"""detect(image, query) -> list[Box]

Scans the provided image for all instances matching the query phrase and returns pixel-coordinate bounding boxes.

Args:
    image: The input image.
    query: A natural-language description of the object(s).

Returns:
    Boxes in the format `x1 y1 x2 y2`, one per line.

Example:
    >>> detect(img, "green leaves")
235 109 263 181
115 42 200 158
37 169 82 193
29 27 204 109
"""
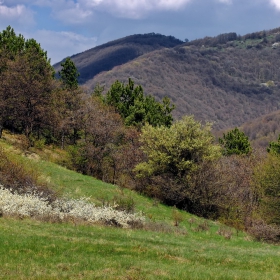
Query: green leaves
135 116 221 179
219 128 252 156
267 134 280 154
104 78 174 127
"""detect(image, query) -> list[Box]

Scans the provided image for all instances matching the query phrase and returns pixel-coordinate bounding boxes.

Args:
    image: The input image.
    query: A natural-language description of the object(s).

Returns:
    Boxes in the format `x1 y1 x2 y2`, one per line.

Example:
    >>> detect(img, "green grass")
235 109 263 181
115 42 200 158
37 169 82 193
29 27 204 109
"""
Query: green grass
1 217 280 280
1 139 280 279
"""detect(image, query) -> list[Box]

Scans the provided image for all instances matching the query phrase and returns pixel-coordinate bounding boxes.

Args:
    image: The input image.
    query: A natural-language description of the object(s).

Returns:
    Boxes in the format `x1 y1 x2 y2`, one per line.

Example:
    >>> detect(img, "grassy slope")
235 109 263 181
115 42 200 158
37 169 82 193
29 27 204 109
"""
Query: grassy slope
1 140 280 279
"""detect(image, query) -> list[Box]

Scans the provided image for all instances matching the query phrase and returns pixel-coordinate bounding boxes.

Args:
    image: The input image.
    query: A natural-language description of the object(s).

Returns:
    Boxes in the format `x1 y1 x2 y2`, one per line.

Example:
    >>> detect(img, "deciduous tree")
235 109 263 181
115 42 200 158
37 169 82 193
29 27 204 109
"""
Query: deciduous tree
134 116 221 207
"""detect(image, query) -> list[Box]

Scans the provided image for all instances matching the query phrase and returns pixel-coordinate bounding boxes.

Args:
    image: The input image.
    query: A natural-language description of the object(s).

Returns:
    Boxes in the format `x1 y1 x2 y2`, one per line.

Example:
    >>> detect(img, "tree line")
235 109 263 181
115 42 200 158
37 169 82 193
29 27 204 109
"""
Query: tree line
1 26 280 242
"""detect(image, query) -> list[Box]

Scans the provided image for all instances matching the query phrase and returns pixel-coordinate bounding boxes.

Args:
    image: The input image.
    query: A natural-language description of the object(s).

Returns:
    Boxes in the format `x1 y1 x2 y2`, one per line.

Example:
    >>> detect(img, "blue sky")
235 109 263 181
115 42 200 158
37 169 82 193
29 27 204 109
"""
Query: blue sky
1 0 280 64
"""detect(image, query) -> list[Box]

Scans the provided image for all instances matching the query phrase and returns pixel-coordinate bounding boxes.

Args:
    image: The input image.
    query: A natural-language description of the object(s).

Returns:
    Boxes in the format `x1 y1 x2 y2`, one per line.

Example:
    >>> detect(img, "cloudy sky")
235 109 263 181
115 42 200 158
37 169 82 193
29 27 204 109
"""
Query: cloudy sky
1 0 280 64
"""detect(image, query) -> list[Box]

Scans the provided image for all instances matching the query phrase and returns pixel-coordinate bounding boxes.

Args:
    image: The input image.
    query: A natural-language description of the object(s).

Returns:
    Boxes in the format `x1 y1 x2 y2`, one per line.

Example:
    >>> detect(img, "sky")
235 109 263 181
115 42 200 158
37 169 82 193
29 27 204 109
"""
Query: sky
1 0 280 64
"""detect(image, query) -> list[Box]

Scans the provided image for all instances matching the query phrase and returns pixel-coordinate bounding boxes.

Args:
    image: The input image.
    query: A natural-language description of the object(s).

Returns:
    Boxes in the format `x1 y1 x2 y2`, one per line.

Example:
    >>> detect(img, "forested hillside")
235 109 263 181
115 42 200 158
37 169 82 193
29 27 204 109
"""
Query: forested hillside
70 28 280 130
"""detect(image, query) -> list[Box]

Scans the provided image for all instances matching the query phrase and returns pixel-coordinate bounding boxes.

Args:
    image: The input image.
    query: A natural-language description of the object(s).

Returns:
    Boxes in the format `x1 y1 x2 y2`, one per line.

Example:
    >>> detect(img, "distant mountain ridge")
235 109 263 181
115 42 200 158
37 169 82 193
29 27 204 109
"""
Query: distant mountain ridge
53 33 183 84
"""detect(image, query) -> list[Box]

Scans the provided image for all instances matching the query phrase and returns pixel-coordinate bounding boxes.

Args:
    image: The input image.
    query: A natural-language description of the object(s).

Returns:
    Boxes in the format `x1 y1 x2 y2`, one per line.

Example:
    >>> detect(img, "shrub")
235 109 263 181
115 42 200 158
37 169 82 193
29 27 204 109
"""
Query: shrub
172 206 184 226
0 147 55 201
248 220 280 243
195 220 210 232
113 194 136 213
0 188 145 228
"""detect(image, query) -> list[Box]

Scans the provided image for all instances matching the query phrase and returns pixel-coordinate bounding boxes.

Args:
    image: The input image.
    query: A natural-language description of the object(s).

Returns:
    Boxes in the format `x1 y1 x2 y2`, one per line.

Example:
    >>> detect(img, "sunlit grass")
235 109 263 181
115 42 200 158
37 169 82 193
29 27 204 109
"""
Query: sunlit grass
1 218 280 280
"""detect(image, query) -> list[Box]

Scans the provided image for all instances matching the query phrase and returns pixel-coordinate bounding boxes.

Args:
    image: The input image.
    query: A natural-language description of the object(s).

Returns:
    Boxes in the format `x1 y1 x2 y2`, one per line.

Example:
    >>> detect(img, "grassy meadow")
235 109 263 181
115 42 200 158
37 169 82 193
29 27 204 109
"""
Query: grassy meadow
0 138 280 279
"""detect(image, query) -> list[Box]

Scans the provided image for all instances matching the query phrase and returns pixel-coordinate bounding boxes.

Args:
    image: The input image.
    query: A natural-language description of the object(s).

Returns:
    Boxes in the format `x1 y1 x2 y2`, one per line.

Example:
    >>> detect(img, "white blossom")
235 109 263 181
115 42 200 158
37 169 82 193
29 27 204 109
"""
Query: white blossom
0 187 144 228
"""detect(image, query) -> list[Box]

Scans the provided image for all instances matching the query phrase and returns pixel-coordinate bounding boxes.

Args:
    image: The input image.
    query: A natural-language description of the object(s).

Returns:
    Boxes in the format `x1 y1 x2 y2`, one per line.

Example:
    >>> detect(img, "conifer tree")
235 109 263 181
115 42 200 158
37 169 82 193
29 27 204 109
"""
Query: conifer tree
59 57 80 90
219 128 252 156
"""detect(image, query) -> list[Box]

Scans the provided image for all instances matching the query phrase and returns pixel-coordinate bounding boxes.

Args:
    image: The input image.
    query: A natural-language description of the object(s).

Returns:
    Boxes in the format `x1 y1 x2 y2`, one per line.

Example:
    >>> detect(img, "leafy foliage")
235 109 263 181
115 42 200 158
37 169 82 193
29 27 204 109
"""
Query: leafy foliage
135 116 221 209
267 134 280 154
136 116 220 177
104 78 174 127
219 128 252 156
255 154 280 225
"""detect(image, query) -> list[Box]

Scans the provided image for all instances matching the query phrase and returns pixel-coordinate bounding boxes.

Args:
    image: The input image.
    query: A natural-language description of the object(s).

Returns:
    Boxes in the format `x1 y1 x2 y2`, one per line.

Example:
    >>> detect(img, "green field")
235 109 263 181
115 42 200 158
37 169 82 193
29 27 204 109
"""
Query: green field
1 142 280 279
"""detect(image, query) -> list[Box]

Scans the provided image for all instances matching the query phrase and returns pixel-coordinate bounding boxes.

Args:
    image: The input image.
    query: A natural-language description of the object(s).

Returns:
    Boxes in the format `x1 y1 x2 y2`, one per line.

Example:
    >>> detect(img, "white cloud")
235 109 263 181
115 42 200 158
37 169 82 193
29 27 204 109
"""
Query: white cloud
23 0 194 20
82 0 193 18
0 3 35 29
2 0 236 24
217 0 232 4
29 30 97 63
0 3 25 17
34 0 94 24
270 0 280 9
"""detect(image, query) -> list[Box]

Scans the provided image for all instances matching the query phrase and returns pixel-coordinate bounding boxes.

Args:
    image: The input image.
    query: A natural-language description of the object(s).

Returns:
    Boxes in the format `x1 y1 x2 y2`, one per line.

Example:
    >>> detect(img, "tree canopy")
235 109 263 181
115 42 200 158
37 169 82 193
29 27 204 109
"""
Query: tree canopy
267 134 280 154
219 128 252 156
104 78 174 127
0 26 54 140
59 57 80 90
135 116 221 179
134 116 221 208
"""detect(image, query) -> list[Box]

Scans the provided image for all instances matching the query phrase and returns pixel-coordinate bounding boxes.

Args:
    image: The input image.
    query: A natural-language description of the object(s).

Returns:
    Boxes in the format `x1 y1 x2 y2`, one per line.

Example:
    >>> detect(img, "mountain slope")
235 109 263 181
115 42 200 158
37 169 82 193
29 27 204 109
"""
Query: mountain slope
240 109 280 148
83 30 280 130
53 33 183 84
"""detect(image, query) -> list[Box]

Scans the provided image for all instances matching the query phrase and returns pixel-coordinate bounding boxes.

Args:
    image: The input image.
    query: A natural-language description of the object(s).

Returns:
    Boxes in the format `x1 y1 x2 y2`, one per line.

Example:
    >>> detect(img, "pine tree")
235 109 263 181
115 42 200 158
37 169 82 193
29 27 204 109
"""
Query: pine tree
219 128 252 156
59 57 79 90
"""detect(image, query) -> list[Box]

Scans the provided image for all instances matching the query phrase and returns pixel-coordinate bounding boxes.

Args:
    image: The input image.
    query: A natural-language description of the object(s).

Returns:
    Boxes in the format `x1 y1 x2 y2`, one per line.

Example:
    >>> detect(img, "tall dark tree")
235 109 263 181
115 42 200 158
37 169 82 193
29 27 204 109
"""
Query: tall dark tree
0 26 25 63
0 26 54 142
58 57 80 90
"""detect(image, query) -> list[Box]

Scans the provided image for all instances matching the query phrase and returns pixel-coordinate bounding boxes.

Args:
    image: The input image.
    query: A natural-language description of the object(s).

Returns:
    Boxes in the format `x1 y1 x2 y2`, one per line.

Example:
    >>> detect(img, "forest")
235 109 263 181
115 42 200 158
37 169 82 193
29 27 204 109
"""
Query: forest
1 26 280 243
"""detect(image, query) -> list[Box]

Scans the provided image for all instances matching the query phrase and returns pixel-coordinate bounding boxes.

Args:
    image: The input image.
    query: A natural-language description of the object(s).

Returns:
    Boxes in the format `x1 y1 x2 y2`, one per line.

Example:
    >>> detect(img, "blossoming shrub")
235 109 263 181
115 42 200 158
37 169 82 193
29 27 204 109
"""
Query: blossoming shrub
0 187 145 228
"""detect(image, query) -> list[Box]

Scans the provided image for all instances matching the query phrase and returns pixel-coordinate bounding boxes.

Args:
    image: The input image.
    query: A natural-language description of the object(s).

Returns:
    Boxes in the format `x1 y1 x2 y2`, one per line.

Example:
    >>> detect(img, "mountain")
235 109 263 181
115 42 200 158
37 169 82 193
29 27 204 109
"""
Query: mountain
53 33 183 84
55 27 280 130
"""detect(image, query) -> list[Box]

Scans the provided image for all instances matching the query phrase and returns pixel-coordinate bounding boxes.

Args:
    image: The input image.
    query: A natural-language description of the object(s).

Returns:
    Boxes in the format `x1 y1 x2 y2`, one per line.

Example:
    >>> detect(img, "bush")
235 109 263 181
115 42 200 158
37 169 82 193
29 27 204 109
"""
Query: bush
0 188 145 228
113 194 136 213
248 220 280 243
254 153 280 225
0 147 55 201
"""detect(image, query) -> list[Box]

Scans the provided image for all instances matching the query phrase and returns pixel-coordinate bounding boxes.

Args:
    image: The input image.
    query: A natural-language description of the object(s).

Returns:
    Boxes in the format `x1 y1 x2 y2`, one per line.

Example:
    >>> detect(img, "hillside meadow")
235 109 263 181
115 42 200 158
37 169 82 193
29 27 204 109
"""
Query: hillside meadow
1 139 280 280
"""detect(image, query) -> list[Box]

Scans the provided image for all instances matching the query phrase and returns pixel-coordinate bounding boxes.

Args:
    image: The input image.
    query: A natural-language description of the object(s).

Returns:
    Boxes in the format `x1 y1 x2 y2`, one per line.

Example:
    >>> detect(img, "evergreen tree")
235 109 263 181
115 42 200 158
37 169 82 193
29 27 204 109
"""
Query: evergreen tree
267 134 280 154
59 57 79 90
0 26 54 140
219 128 252 156
104 78 174 127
